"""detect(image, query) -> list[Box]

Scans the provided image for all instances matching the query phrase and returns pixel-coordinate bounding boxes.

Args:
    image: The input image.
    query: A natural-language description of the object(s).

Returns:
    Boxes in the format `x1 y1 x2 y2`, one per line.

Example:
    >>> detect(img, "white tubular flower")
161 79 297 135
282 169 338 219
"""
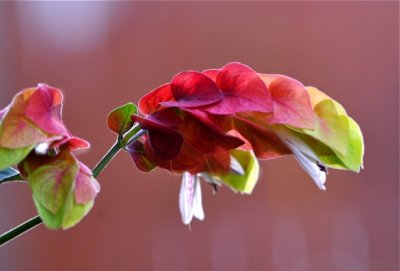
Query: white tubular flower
283 137 327 191
200 173 221 194
230 155 245 175
34 142 50 155
179 172 204 225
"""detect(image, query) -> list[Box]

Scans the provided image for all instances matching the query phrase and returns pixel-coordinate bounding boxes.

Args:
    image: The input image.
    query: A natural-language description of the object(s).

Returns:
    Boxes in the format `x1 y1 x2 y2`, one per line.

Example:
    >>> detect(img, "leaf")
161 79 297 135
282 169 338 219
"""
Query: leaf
217 150 260 194
107 102 138 136
0 167 21 184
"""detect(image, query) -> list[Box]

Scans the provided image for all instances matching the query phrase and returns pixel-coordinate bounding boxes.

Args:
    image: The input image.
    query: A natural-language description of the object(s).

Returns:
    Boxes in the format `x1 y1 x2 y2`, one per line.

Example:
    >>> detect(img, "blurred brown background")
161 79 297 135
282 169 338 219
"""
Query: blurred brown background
0 2 398 271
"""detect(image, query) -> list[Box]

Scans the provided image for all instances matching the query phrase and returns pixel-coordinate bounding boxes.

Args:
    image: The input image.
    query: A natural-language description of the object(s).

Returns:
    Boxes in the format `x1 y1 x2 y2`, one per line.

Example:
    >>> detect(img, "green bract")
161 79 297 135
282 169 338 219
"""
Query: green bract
286 87 364 172
26 151 99 230
107 102 138 137
29 156 78 229
217 150 260 194
0 145 34 170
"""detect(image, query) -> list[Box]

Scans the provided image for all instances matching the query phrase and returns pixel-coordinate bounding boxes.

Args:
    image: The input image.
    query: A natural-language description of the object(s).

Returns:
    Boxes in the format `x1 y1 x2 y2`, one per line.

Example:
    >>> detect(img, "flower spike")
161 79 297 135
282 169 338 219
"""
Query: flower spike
113 61 364 224
1 84 99 229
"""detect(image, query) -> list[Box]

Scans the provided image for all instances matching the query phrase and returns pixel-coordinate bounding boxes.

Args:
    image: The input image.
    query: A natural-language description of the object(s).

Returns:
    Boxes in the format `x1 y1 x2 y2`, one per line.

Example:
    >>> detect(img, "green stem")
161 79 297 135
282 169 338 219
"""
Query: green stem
0 216 42 246
0 175 25 185
0 128 145 246
92 141 122 178
0 168 23 185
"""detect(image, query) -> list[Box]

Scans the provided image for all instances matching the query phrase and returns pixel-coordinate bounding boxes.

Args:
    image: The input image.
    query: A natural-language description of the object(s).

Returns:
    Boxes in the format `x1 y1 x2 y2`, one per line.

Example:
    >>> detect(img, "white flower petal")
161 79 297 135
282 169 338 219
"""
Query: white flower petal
179 172 193 224
200 173 221 194
192 177 204 221
284 138 327 190
200 173 220 186
179 172 204 224
34 142 50 155
230 155 245 175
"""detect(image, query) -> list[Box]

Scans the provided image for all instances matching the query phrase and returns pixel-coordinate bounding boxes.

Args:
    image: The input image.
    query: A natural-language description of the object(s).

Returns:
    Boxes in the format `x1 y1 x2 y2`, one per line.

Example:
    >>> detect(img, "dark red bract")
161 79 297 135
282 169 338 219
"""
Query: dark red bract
129 62 312 175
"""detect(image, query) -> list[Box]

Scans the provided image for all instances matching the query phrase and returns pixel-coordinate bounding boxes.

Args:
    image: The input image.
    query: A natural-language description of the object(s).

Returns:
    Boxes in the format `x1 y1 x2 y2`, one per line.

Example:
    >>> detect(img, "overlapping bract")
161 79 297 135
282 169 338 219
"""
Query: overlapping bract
105 62 365 225
0 84 99 229
128 62 364 193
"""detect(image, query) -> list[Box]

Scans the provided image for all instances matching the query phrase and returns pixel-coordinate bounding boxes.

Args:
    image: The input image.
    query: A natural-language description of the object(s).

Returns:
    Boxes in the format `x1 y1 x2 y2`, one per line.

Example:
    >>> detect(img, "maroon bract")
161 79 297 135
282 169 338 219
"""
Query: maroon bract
128 62 364 225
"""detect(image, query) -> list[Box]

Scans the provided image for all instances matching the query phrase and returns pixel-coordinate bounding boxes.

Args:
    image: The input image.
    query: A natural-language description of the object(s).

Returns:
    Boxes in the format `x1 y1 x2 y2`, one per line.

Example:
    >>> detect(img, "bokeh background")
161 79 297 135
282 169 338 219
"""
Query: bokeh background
0 2 398 271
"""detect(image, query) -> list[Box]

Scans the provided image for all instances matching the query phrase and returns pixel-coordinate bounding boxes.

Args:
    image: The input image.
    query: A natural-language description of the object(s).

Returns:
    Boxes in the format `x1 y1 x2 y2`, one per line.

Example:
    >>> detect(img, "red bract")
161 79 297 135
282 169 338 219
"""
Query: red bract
231 117 291 159
131 108 183 160
126 140 155 172
161 71 223 108
131 62 303 176
138 71 223 116
203 62 274 114
138 63 275 116
0 84 87 151
138 84 172 115
119 62 364 225
130 108 243 168
259 74 314 129
129 61 363 197
132 62 307 175
140 141 231 175
74 162 100 205
25 84 69 136
179 112 244 155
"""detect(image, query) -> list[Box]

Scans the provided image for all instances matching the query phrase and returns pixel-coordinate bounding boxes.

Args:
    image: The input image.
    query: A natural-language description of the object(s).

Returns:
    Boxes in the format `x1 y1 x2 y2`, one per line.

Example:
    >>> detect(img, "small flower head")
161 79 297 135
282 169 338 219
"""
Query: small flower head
111 62 364 224
1 84 99 229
